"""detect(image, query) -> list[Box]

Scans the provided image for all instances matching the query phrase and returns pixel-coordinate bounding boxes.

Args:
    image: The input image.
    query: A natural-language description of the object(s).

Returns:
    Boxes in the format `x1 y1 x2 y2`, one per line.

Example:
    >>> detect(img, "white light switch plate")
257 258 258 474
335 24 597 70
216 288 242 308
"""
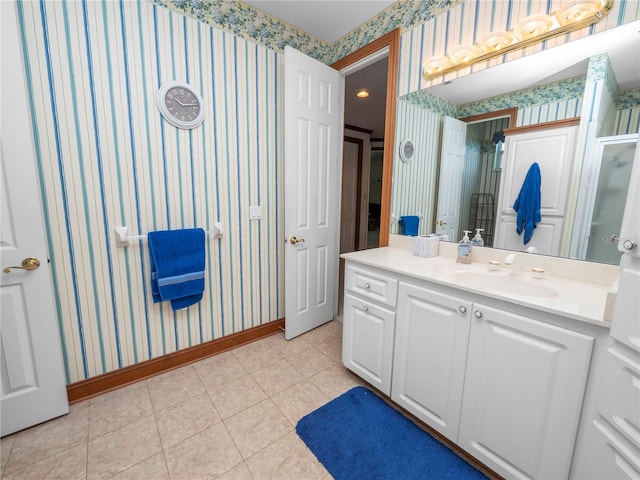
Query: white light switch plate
249 205 262 220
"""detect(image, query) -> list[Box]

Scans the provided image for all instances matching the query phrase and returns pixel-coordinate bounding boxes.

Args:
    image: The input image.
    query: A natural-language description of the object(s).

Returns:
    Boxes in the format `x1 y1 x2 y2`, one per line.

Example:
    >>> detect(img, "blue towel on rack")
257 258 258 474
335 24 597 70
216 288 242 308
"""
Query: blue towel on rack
513 162 541 245
399 215 420 236
148 228 205 311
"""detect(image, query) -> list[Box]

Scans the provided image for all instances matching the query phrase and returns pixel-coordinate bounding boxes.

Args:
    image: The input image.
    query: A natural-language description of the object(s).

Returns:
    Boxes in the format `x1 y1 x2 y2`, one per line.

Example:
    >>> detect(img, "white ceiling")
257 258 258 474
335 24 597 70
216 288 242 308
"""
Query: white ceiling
242 0 395 43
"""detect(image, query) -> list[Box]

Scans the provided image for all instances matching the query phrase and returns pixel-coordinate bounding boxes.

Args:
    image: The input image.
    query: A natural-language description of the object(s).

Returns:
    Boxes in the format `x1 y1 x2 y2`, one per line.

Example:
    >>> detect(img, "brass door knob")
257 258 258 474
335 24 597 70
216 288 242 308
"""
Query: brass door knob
435 220 447 226
289 236 305 245
3 257 41 274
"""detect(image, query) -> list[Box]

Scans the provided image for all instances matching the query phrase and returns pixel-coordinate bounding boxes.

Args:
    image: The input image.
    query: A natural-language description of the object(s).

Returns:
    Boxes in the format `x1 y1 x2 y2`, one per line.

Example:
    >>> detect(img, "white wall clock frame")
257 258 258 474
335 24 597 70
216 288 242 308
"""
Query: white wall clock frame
156 81 205 129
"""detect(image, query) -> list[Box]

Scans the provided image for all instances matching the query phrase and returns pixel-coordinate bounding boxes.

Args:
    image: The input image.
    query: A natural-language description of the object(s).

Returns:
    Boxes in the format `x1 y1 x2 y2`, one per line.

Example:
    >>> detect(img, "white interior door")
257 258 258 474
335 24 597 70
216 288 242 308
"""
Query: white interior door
1 1 69 436
494 125 577 253
284 46 344 340
435 117 467 241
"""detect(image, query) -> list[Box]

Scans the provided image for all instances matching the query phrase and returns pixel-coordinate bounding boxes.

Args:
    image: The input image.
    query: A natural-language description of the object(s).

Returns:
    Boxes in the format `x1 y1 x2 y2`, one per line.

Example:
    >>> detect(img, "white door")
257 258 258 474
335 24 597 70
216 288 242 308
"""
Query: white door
494 126 577 253
284 46 344 340
1 1 69 436
435 117 467 241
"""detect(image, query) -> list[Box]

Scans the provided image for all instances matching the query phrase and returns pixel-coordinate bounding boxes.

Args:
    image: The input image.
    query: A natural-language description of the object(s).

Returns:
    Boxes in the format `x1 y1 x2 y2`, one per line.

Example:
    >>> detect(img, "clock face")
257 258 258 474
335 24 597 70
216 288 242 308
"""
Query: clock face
399 139 414 163
157 81 205 129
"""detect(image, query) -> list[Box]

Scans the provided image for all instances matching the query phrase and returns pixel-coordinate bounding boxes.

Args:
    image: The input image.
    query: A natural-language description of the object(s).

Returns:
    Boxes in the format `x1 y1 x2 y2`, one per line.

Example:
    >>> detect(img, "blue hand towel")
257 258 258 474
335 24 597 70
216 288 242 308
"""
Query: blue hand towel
513 162 541 245
399 215 420 236
148 228 205 310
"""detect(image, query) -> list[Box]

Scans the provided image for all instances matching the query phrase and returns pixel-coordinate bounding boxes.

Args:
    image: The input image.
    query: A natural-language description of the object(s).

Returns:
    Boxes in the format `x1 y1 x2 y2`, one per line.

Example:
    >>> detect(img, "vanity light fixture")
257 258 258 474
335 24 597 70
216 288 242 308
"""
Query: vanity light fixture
423 55 454 76
449 44 484 65
422 0 613 81
356 89 370 98
514 14 555 41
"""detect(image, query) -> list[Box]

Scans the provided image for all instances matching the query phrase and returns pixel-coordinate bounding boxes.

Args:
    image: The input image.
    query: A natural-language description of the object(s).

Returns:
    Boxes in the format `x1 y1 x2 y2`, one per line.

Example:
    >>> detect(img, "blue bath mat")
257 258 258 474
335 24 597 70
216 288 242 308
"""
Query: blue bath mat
296 386 487 480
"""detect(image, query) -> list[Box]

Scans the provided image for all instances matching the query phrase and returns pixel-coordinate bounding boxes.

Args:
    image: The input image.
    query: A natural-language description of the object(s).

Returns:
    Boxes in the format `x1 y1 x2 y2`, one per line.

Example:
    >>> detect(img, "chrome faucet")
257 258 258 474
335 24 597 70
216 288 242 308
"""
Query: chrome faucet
503 253 520 276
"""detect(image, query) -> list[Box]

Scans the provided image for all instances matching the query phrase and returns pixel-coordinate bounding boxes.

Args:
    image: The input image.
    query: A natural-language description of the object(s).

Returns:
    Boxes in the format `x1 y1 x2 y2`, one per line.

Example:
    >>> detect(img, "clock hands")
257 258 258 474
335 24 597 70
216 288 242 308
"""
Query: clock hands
173 97 199 108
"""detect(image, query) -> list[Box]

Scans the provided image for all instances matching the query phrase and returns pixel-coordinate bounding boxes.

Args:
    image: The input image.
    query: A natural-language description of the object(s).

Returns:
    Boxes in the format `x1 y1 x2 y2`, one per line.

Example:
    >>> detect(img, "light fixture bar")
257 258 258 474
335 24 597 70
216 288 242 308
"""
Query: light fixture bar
422 0 613 81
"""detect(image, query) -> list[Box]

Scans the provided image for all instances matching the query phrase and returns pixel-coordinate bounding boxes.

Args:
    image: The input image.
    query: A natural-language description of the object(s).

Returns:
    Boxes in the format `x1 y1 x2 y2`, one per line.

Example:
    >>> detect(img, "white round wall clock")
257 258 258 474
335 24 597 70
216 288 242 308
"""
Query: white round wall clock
399 139 414 163
156 81 205 129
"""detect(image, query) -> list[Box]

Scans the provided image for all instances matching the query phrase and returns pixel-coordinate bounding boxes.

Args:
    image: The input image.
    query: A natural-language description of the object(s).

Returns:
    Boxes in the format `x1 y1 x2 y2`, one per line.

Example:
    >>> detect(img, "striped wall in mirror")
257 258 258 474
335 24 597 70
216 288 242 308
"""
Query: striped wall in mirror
398 0 639 97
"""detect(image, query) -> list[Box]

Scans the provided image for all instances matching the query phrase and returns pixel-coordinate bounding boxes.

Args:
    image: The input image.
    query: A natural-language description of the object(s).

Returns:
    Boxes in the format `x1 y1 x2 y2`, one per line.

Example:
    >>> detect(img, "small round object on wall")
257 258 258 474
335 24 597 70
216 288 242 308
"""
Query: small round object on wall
156 81 205 129
399 139 414 163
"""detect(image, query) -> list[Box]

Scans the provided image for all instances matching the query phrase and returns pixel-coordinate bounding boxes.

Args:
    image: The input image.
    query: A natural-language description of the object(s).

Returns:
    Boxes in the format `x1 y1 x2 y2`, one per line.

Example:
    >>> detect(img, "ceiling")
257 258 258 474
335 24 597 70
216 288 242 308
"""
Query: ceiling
242 1 396 43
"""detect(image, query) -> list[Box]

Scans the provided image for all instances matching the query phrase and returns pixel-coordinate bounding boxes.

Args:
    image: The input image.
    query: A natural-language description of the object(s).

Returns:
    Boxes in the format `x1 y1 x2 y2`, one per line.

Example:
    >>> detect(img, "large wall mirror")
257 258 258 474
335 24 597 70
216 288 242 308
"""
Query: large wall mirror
388 20 640 265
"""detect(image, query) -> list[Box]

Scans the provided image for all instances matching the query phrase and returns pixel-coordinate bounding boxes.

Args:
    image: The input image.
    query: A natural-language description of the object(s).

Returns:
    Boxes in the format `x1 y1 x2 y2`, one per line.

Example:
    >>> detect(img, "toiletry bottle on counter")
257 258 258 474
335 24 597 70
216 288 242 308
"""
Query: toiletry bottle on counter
471 228 484 247
457 230 473 264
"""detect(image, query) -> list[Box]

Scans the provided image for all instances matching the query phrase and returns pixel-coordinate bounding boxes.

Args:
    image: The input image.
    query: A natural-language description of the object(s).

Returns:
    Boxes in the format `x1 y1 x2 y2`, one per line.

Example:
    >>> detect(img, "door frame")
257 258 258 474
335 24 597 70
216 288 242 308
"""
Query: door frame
332 29 400 248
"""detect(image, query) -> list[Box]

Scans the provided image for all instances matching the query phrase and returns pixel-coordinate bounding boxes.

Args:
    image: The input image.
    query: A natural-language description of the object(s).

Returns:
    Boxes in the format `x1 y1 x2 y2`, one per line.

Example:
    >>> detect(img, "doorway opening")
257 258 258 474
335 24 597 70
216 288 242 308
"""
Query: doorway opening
330 29 399 316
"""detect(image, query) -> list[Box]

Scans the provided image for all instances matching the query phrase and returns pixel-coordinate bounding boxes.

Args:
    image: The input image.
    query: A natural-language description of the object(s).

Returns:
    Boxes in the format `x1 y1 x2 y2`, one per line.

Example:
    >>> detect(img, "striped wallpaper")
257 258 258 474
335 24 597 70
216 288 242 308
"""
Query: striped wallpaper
16 0 640 384
391 99 442 235
17 0 282 383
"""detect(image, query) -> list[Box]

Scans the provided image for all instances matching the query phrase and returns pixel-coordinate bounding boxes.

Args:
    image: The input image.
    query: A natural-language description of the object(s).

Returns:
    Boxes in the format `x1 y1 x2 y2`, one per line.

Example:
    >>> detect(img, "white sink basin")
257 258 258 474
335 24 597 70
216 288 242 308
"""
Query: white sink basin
454 271 558 298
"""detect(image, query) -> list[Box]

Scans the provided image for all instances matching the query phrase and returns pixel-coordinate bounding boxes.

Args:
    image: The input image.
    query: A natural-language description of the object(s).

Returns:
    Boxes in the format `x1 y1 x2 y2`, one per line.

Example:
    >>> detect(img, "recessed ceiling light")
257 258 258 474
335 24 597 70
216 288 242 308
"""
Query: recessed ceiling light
356 89 370 98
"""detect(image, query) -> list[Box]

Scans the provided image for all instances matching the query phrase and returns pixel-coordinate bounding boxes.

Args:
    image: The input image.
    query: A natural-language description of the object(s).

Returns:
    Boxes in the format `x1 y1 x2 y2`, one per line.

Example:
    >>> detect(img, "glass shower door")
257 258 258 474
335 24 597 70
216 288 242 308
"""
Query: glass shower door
585 138 637 264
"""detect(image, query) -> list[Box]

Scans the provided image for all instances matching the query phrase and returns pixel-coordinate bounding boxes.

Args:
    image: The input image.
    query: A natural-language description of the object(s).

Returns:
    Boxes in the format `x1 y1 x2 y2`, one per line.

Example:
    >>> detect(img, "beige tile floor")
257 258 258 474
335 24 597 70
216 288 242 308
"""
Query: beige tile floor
1 320 364 480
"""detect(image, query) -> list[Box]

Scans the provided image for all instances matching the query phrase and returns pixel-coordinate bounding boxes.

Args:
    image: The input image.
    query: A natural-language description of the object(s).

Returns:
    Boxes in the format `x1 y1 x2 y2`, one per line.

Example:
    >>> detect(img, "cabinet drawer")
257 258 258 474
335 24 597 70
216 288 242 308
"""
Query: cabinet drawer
592 418 640 480
596 349 640 449
346 263 398 308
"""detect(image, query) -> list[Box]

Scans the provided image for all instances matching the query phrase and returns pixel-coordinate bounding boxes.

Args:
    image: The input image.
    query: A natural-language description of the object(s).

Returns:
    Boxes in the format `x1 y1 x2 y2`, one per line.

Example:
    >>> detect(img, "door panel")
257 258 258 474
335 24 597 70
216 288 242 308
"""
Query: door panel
340 140 360 253
435 116 467 240
1 1 68 436
284 46 344 339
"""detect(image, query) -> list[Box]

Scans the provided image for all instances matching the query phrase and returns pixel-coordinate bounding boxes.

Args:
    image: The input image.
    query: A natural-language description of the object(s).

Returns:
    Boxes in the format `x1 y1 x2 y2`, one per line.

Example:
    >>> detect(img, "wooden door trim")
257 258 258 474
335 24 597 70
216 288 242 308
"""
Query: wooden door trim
460 107 518 126
331 29 400 247
504 117 580 135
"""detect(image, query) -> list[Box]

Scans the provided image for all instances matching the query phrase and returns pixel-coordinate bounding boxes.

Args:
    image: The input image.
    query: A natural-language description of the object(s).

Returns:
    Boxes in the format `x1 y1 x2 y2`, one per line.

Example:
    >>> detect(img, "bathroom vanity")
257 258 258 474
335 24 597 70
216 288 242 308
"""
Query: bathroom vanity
341 240 617 480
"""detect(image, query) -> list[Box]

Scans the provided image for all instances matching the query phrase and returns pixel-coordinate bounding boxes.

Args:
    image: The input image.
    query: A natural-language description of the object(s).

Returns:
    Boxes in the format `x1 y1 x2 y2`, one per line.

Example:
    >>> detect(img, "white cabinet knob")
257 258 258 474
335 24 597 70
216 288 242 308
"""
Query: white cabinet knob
362 305 369 312
474 311 483 319
623 239 637 251
459 306 467 313
364 283 370 289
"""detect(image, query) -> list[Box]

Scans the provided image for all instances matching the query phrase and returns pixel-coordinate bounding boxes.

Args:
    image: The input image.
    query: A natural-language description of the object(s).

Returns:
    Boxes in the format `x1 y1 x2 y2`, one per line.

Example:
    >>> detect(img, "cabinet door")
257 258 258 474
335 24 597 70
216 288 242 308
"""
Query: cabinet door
459 304 594 480
342 293 395 395
391 282 472 441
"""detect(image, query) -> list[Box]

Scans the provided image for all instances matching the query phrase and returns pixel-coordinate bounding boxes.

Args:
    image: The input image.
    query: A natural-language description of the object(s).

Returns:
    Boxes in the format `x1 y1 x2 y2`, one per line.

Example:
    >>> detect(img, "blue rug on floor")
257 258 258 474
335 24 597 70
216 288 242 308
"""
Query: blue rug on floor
296 387 487 480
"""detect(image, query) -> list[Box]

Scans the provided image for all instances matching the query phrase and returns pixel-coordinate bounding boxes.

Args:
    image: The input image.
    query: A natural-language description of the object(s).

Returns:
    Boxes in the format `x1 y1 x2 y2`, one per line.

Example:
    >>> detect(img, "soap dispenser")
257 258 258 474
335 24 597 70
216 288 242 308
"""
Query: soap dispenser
457 230 473 264
471 228 485 247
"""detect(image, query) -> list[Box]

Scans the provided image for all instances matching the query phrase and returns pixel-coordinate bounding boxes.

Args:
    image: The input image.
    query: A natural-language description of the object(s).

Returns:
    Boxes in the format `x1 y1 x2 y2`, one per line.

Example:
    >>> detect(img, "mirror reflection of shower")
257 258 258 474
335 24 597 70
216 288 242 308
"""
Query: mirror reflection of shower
458 118 511 247
581 135 637 265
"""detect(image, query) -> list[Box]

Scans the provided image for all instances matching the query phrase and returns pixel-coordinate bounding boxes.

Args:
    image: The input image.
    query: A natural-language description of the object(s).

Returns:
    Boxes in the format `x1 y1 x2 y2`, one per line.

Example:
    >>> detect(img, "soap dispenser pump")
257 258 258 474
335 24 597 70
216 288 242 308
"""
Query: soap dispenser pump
471 228 485 247
457 230 473 264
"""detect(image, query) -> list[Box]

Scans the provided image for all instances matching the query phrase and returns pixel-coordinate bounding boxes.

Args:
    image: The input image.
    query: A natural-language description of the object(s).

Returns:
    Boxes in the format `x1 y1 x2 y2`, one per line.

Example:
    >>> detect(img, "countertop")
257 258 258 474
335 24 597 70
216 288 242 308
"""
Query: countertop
341 246 614 328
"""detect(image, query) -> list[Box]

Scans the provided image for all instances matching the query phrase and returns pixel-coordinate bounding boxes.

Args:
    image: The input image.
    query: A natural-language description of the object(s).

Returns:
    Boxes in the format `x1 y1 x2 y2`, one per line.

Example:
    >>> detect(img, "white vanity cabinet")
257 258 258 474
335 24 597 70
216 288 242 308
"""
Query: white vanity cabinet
342 263 397 395
458 303 594 480
391 281 472 440
341 254 605 480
